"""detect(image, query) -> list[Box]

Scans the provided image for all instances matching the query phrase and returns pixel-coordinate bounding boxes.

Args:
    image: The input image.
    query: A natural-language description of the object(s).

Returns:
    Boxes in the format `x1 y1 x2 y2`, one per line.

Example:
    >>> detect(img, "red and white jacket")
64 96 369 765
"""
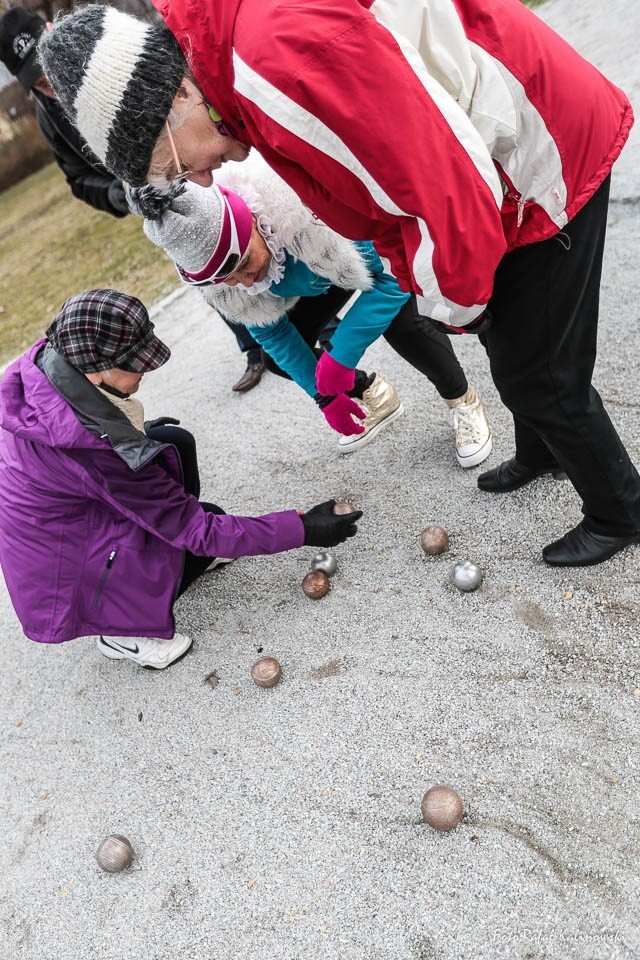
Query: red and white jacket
154 0 633 326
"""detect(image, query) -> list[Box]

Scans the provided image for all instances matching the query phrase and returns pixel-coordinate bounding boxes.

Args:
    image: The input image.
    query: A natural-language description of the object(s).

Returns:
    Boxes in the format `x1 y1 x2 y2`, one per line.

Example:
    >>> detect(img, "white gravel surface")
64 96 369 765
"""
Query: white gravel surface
1 3 639 958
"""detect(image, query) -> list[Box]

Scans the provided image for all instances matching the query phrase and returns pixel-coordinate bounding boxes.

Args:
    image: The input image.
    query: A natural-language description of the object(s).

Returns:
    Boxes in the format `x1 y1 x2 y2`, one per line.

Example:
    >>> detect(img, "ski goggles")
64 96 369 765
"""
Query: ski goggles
175 185 253 286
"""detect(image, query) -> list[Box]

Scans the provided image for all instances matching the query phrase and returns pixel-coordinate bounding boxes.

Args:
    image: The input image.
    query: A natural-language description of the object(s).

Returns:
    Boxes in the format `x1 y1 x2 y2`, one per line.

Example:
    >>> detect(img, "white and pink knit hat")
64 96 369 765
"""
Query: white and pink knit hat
129 181 254 285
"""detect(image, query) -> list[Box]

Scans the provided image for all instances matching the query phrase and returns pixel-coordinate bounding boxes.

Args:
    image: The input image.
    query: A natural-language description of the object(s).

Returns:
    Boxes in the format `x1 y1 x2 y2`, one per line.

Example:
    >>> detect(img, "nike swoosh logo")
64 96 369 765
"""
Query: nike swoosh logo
102 637 139 655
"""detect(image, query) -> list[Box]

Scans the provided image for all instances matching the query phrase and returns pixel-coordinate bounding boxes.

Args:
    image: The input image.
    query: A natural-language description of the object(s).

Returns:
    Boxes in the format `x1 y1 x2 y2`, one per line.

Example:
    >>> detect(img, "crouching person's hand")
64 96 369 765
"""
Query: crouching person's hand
315 393 365 435
144 416 181 431
300 499 363 547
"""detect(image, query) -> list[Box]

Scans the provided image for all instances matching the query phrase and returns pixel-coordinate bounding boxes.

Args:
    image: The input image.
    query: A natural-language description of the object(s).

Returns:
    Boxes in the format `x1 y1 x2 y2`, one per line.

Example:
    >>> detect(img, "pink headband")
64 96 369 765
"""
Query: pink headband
176 185 254 286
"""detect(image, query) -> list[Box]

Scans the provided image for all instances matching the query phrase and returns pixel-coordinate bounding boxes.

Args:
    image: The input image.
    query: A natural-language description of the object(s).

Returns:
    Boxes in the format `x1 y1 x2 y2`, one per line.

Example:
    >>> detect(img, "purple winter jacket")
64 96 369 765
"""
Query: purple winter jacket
0 341 305 644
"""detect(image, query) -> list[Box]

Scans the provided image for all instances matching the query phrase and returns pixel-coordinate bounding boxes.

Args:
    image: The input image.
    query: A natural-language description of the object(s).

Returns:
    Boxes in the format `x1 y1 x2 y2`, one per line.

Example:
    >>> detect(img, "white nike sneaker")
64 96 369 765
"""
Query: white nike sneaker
444 385 492 468
97 633 192 669
205 557 235 572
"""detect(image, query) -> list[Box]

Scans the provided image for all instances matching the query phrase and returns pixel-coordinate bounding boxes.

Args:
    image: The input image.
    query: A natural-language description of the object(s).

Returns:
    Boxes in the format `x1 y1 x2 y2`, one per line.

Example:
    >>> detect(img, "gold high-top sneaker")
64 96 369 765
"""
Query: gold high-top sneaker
337 373 403 453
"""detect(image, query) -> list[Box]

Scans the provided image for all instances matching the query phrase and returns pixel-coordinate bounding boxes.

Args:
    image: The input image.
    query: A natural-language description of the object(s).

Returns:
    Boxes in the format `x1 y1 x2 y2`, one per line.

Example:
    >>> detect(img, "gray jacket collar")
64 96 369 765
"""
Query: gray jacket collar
37 345 165 472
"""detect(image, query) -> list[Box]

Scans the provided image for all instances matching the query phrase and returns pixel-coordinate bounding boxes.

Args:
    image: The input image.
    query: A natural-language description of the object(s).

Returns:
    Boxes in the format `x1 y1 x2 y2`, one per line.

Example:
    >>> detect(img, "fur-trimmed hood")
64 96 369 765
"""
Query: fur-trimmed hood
201 154 373 328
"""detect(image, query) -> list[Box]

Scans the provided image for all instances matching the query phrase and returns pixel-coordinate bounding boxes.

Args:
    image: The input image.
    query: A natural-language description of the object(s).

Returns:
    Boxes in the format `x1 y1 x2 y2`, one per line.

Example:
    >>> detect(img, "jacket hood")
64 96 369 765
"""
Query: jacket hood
0 341 162 470
0 341 93 450
202 155 373 328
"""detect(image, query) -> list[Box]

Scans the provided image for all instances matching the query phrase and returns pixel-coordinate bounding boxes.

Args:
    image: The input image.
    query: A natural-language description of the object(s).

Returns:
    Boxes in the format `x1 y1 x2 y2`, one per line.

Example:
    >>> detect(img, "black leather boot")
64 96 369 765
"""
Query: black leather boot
478 457 566 492
543 521 640 566
232 362 265 392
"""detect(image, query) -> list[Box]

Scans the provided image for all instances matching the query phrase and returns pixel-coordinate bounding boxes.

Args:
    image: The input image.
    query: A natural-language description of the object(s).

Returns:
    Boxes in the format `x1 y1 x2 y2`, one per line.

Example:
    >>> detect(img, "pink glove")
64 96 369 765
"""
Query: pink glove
315 351 356 395
321 393 366 435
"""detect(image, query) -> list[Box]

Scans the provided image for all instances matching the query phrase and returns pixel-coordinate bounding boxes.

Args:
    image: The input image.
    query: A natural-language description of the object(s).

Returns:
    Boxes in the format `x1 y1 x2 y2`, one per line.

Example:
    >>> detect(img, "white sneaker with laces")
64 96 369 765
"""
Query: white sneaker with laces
445 385 492 468
97 633 192 669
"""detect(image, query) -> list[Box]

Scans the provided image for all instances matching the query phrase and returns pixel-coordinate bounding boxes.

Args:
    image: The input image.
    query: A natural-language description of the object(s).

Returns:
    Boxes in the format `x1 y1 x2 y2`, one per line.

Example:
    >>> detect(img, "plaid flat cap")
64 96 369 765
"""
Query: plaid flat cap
46 290 170 374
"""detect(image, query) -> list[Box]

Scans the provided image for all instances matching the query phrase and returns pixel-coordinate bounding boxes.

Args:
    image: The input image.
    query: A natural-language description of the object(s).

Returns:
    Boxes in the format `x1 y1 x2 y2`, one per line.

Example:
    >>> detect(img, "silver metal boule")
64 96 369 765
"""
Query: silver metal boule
452 560 483 592
310 551 337 577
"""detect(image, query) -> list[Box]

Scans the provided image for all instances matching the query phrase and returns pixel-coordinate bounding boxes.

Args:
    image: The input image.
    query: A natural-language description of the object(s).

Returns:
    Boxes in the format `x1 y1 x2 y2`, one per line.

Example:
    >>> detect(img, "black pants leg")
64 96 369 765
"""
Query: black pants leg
177 502 226 596
223 317 262 365
144 427 227 595
484 176 640 536
145 425 201 499
263 287 468 400
383 297 468 399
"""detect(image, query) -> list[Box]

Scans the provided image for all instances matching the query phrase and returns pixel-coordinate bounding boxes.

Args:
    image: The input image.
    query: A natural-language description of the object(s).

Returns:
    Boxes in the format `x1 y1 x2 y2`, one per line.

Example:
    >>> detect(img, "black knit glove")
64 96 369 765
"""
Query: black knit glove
144 416 181 431
107 179 131 214
300 499 363 547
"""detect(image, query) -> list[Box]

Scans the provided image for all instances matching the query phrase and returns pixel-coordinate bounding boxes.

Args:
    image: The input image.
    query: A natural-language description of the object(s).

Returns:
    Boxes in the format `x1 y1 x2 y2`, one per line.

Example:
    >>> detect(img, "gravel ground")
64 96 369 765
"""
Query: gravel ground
1 3 639 959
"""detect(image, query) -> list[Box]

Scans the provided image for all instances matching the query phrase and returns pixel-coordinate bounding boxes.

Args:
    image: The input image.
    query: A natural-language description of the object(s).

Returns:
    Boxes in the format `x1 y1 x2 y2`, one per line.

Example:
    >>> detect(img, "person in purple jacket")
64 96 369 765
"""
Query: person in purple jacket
0 290 362 669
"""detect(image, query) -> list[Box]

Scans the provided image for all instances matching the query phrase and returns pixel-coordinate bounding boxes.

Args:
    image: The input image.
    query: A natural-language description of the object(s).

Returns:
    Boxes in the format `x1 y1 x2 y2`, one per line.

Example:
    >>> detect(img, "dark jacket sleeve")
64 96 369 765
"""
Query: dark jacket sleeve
35 97 129 218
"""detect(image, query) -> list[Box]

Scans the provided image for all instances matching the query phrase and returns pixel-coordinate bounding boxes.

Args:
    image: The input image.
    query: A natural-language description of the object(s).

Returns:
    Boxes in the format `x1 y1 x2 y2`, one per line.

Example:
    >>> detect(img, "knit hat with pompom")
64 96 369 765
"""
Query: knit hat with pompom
38 5 186 186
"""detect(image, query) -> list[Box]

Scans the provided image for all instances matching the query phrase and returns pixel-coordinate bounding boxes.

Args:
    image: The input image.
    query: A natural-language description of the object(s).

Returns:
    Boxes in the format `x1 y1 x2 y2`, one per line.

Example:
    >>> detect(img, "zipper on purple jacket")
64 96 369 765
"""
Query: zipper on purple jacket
91 548 117 608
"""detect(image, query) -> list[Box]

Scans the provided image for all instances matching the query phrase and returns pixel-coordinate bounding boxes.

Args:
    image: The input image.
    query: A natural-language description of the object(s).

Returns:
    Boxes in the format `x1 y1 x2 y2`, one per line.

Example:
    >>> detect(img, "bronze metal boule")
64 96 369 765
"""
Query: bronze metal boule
420 785 464 831
302 570 330 599
332 500 356 516
251 656 282 688
420 525 449 556
96 834 134 872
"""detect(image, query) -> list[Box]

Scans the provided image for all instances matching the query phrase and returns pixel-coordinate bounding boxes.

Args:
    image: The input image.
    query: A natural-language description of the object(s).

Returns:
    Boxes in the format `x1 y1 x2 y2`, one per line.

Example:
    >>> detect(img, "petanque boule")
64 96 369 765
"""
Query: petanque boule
96 834 134 872
452 560 483 591
421 785 464 831
302 570 331 599
310 551 337 576
420 524 449 556
332 500 356 515
251 656 282 688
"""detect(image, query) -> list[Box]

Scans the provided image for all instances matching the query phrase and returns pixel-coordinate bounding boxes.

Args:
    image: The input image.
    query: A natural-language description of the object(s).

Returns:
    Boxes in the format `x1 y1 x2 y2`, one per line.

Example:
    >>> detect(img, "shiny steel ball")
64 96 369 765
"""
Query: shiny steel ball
96 835 134 873
452 560 483 592
421 786 464 832
310 551 337 577
251 656 282 688
420 525 449 556
332 500 356 516
302 570 331 599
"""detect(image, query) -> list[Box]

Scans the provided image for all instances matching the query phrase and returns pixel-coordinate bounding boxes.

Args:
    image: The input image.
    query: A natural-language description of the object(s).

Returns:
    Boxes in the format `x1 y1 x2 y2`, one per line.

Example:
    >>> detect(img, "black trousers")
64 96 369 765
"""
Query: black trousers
262 286 468 401
145 424 225 595
482 176 640 536
223 317 262 365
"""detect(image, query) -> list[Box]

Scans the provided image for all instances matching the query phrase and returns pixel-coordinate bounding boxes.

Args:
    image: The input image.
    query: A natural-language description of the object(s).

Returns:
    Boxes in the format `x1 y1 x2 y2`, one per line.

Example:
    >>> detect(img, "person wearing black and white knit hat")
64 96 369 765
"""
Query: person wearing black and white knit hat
37 3 259 384
37 4 248 188
38 0 640 567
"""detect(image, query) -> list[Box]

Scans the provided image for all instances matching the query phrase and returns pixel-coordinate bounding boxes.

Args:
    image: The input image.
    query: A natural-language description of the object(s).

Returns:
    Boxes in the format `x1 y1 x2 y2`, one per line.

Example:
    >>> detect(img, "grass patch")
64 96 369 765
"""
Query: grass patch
0 162 179 366
0 112 53 193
